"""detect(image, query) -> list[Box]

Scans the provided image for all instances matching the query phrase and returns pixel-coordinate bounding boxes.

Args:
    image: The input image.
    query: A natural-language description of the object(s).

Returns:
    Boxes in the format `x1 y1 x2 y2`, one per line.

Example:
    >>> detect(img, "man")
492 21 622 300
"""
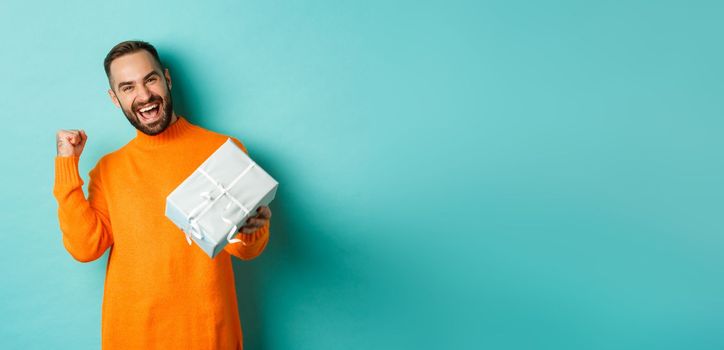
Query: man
53 40 272 349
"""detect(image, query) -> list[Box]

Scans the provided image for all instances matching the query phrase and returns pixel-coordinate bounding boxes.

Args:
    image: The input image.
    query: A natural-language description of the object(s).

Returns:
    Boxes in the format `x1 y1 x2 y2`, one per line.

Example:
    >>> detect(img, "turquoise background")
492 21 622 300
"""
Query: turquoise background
1 0 723 349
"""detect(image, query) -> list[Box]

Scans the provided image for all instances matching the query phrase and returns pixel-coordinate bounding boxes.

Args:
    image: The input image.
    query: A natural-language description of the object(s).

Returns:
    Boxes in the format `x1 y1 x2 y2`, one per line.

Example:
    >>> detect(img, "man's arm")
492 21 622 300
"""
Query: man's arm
53 130 114 262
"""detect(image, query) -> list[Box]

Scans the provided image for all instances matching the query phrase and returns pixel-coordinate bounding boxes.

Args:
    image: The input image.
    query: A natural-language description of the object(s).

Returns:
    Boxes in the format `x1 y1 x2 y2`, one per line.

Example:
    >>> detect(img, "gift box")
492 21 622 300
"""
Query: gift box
165 138 279 258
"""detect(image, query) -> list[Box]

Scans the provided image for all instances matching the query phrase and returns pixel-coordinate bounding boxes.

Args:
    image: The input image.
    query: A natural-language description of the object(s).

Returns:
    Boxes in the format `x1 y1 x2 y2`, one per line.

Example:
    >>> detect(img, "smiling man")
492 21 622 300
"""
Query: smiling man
53 40 271 349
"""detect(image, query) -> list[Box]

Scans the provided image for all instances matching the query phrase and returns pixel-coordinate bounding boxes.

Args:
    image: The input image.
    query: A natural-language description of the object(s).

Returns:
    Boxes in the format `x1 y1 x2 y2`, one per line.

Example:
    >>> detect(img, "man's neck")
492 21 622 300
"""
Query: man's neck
169 112 179 125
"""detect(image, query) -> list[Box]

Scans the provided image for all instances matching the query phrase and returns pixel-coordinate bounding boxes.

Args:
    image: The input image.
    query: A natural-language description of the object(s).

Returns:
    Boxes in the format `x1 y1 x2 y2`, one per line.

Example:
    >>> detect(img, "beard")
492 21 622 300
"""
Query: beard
121 89 175 136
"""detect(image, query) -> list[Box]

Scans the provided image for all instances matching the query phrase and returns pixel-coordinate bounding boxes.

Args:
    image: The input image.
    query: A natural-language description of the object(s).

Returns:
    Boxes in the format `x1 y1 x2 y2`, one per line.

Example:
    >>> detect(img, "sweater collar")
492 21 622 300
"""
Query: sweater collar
131 115 194 148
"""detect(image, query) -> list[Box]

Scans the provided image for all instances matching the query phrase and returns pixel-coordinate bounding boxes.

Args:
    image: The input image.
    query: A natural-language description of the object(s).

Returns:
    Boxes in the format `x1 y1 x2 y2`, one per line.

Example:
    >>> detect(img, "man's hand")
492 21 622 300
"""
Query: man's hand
240 206 272 234
56 129 87 157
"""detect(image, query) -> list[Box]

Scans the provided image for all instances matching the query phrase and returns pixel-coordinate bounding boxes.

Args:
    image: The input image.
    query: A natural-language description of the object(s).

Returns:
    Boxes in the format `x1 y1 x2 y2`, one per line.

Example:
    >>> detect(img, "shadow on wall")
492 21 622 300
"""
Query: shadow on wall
231 140 336 350
162 50 354 350
229 150 351 350
161 52 198 123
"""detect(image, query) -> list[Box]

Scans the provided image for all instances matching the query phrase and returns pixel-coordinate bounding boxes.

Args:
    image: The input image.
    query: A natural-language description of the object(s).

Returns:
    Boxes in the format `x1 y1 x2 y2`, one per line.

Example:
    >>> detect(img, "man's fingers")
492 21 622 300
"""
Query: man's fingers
241 220 267 231
240 214 270 233
256 206 272 219
239 207 271 232
244 217 266 227
56 129 87 157
240 223 262 234
59 130 82 145
240 227 257 234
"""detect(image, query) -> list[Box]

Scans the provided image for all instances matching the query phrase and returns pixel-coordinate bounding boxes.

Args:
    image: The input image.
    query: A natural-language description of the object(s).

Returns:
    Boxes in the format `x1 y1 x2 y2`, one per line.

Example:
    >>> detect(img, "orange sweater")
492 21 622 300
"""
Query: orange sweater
52 116 270 349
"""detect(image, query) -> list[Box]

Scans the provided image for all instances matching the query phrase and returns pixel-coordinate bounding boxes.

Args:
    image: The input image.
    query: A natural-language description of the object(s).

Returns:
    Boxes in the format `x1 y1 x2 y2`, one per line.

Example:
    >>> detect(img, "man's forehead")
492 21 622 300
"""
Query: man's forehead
109 51 162 83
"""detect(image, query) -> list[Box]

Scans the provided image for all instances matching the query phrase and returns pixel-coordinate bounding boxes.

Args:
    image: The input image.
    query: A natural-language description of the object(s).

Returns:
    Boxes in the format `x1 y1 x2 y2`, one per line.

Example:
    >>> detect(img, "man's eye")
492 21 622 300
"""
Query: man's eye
122 86 133 92
147 77 158 83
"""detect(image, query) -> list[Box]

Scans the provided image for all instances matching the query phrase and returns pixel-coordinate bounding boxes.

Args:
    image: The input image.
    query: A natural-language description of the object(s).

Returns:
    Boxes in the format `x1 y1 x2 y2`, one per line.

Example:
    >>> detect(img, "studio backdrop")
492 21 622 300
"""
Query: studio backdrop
1 1 723 349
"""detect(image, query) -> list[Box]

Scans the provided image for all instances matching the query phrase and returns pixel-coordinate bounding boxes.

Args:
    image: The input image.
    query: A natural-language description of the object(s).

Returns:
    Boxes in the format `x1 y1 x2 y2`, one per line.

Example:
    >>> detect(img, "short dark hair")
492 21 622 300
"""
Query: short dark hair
103 40 163 79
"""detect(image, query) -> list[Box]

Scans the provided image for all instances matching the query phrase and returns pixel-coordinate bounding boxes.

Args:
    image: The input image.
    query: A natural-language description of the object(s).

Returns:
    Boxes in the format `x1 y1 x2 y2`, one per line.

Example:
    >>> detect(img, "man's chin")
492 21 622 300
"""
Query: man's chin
129 114 168 136
140 122 167 135
140 115 163 129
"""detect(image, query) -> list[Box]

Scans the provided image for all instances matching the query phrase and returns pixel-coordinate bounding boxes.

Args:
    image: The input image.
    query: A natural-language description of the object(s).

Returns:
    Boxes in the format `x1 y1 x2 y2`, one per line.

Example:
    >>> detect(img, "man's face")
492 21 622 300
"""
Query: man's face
107 51 175 136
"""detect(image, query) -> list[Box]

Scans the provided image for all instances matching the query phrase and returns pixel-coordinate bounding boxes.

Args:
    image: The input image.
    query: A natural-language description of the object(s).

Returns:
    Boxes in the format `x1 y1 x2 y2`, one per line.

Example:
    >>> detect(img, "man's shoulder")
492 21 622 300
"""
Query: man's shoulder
90 147 124 174
91 135 141 173
195 125 248 153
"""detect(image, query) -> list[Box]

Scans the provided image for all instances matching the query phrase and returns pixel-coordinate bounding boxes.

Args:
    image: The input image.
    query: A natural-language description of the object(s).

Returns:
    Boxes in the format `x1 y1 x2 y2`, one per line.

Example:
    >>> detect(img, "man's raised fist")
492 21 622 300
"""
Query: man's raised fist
56 129 87 157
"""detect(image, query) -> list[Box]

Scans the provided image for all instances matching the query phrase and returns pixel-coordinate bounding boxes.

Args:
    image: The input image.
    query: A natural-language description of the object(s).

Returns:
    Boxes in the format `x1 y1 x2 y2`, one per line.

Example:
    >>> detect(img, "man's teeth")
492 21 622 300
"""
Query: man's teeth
139 104 159 112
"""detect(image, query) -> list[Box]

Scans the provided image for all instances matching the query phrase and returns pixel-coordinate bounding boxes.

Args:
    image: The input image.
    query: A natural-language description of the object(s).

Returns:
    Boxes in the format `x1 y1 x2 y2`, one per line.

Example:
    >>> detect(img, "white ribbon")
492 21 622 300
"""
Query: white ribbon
182 161 257 245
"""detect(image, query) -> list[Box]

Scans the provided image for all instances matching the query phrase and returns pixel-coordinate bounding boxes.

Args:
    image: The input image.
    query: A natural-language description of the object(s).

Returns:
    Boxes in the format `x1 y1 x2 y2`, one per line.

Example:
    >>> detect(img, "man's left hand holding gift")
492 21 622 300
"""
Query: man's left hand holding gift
240 206 272 234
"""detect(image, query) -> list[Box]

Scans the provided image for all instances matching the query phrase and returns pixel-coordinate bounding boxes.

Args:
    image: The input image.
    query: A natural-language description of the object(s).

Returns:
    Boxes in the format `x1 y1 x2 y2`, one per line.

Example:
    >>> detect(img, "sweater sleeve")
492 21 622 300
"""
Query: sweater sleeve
222 136 272 260
223 221 271 260
52 156 114 263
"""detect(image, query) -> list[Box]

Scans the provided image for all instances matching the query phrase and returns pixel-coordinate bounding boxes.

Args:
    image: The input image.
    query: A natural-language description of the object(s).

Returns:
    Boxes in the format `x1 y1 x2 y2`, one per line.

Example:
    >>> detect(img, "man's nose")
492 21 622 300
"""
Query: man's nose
136 85 151 101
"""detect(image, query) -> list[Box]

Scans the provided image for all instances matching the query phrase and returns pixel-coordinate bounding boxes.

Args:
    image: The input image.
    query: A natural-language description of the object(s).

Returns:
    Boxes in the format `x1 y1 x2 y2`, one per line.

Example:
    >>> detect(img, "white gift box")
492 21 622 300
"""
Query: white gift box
165 138 279 258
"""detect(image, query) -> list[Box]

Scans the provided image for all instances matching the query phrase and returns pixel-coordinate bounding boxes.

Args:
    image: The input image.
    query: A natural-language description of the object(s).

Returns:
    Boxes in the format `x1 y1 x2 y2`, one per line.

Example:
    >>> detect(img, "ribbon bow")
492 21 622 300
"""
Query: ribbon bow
182 161 257 246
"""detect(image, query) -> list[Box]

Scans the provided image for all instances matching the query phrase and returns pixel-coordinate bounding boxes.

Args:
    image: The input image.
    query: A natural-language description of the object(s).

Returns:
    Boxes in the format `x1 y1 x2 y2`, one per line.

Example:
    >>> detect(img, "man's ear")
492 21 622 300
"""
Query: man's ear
164 68 172 90
108 89 121 108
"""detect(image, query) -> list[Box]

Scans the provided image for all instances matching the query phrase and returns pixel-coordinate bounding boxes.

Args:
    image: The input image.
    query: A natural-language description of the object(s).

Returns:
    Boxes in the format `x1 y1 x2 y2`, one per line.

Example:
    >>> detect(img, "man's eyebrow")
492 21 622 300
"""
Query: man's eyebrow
116 71 161 89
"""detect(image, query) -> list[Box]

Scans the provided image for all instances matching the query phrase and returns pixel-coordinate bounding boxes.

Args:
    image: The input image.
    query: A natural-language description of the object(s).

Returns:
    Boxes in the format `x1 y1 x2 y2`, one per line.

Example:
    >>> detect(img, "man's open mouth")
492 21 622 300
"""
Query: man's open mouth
137 103 161 122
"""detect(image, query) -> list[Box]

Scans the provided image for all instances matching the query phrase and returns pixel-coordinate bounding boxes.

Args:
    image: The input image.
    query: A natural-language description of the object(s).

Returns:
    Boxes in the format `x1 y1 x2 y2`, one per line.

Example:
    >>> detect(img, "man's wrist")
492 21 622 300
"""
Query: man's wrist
54 156 83 188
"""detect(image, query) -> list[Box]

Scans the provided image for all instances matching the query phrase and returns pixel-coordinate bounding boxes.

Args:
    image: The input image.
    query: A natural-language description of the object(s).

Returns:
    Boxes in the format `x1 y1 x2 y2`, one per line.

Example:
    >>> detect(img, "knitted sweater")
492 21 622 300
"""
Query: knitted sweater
52 116 270 349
